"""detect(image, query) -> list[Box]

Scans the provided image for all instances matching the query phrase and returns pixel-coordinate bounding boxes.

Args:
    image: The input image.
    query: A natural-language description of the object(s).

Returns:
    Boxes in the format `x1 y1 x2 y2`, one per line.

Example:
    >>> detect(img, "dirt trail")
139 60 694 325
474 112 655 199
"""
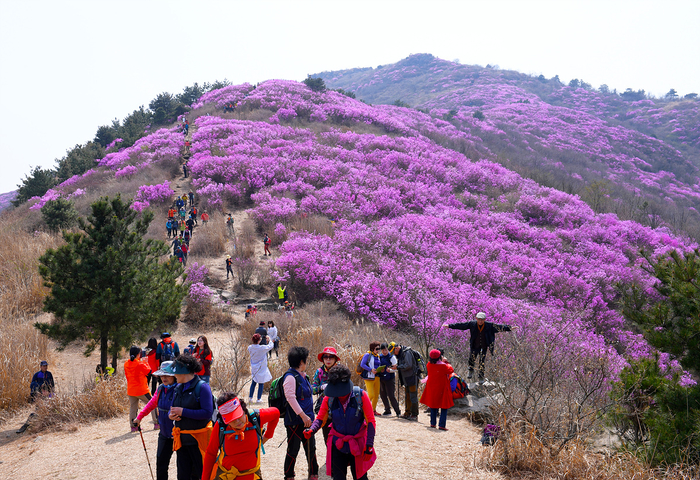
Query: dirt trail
0 397 501 480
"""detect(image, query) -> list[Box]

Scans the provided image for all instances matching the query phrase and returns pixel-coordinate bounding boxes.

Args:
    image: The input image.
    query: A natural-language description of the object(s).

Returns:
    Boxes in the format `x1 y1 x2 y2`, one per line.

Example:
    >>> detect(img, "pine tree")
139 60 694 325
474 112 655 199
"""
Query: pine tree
36 195 186 370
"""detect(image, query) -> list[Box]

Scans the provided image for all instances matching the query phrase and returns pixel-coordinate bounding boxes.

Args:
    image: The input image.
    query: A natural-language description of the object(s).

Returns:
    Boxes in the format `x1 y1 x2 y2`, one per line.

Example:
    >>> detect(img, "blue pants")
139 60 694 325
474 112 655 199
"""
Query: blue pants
249 380 264 401
430 408 448 428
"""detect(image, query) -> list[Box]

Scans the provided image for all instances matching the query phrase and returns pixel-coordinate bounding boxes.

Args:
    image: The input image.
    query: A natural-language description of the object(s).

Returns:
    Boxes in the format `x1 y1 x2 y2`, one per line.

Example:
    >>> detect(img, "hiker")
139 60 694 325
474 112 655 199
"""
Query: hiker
168 207 176 220
225 255 233 280
186 216 195 233
267 320 279 359
184 139 191 154
392 343 419 420
175 246 185 264
181 243 189 266
255 320 268 345
226 214 234 235
183 163 188 178
172 235 182 253
183 228 192 245
443 312 515 381
378 343 401 417
188 191 194 207
157 332 180 366
303 364 377 480
248 333 275 404
180 207 187 221
167 218 173 238
245 304 254 320
134 361 178 480
420 349 454 431
284 301 295 318
125 346 159 432
359 342 382 415
29 360 55 402
183 338 197 356
277 283 286 306
194 336 213 384
263 233 271 256
201 211 209 224
146 338 161 394
312 346 340 444
283 346 319 480
166 355 215 480
201 393 279 480
176 197 184 210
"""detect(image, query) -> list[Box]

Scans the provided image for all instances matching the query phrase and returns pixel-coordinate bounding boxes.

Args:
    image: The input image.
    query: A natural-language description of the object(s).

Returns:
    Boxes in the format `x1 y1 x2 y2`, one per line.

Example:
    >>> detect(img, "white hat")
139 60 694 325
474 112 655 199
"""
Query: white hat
476 312 486 319
153 361 176 377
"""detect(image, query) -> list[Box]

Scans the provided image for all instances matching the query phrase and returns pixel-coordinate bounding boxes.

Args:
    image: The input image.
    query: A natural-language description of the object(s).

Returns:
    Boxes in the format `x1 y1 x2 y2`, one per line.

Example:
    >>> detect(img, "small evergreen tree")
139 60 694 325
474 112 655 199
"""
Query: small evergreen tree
473 110 485 121
41 198 78 232
36 195 186 370
303 76 326 93
13 166 55 206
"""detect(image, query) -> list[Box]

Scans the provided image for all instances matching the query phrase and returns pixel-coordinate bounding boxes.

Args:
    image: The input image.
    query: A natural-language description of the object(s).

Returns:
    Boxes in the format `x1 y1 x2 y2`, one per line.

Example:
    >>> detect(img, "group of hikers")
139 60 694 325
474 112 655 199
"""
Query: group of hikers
114 310 515 479
168 192 211 266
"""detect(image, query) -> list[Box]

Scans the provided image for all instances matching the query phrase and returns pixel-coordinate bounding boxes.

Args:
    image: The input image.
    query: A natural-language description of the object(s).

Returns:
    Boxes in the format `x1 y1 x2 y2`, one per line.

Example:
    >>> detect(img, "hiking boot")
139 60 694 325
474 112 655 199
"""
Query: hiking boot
429 424 436 428
382 411 392 416
373 411 381 416
400 413 412 419
439 426 448 431
407 415 418 421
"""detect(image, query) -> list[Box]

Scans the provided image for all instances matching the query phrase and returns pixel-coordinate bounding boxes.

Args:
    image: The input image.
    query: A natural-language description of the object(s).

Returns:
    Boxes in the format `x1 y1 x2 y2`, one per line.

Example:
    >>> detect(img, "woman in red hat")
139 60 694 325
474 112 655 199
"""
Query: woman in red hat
312 346 340 444
201 392 279 480
419 349 454 431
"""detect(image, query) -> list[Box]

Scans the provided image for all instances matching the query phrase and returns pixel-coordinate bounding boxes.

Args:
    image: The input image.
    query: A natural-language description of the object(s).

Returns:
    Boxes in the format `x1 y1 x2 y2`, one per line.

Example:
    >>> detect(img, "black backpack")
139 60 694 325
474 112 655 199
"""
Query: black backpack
160 341 175 362
405 347 427 379
326 386 364 419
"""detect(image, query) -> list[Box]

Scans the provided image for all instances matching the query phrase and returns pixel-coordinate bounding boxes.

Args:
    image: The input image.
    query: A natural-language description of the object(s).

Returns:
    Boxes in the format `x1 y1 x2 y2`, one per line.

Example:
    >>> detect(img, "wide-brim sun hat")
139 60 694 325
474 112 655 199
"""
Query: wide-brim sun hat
162 360 193 375
153 361 176 377
318 346 341 362
324 378 353 398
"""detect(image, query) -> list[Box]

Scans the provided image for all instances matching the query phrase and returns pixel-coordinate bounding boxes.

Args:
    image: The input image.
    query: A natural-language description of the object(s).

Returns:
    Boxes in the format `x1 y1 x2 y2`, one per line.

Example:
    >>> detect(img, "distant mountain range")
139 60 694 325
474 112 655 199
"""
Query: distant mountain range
314 54 700 238
0 191 16 213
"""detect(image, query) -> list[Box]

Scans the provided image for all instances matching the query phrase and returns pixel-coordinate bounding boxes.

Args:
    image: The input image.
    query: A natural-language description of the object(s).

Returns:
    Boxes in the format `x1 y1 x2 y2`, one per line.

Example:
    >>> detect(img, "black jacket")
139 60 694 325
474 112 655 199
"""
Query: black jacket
447 321 512 353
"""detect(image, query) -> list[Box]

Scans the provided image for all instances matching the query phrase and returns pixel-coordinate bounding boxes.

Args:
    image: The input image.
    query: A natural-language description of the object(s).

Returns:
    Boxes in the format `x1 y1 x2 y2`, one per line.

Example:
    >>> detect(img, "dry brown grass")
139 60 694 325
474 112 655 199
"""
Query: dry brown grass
210 329 250 395
191 211 227 257
476 418 699 480
0 227 59 413
30 376 129 432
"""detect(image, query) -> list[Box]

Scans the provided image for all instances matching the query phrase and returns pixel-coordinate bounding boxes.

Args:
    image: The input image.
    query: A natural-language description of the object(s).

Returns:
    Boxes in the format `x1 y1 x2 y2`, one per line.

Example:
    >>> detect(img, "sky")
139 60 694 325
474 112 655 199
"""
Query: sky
1 0 699 194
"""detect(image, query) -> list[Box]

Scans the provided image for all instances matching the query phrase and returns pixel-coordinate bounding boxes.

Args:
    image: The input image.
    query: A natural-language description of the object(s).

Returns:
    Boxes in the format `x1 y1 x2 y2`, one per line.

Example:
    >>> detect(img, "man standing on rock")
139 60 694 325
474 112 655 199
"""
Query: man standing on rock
443 312 515 382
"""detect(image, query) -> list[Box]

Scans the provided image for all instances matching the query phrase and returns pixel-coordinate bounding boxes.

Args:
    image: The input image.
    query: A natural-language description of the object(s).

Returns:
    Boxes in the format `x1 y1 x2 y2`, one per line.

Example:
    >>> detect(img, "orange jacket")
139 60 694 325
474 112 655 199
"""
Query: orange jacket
124 358 151 397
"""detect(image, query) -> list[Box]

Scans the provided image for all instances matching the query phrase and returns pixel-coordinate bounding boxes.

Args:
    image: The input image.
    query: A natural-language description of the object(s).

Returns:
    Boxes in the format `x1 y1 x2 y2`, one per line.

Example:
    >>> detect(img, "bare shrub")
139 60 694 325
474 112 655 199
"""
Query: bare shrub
477 418 699 479
31 376 129 431
289 214 335 238
233 218 258 258
191 211 227 257
210 330 250 395
233 256 257 288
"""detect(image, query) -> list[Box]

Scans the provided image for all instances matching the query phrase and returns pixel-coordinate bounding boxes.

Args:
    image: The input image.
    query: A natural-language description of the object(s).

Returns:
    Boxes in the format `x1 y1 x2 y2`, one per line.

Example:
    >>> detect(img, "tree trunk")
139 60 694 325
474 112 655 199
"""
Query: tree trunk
111 349 118 370
100 333 108 370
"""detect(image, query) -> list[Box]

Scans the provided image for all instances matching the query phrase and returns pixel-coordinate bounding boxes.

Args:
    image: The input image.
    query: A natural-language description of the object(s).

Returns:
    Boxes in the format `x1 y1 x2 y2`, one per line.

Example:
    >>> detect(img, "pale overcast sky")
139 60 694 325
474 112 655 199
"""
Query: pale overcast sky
1 0 698 194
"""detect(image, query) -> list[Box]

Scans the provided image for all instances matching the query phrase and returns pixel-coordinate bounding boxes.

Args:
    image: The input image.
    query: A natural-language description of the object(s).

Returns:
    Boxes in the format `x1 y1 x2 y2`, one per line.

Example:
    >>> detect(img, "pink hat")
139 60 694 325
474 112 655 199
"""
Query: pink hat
219 397 244 425
429 349 442 360
318 346 340 362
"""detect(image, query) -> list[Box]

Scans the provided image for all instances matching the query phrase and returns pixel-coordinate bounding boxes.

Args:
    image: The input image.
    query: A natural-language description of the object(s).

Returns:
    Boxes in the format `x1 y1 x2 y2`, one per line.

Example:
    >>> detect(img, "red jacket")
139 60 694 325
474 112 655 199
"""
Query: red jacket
420 362 455 410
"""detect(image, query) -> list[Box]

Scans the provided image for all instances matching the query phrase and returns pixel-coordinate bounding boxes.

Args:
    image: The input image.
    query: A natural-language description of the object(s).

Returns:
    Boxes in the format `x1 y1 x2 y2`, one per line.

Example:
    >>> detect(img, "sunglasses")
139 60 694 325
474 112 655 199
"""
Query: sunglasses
374 348 381 351
322 355 336 360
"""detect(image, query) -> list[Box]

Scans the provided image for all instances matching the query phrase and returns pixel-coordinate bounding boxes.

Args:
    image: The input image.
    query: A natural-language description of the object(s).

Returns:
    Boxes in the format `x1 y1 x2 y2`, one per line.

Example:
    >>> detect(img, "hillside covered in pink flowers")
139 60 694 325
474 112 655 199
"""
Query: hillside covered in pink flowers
25 68 699 388
316 54 700 239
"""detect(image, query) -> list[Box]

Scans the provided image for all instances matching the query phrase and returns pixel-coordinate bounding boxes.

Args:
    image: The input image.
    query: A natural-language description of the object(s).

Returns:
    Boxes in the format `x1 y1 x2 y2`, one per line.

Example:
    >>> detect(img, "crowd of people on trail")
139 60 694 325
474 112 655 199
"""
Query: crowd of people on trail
17 311 514 479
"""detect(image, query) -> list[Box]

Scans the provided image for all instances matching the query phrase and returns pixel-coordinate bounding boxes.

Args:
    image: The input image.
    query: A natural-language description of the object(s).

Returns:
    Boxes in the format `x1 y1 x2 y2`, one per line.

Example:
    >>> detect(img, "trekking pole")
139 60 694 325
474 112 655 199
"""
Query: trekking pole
137 425 155 480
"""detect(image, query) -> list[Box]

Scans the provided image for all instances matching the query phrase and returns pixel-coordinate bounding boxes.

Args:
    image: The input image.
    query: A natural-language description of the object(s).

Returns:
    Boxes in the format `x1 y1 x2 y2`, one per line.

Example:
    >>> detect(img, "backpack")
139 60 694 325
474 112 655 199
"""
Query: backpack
268 370 303 418
160 341 175 362
326 386 364 419
217 409 265 456
480 424 501 446
355 353 367 376
410 349 427 379
450 373 470 399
